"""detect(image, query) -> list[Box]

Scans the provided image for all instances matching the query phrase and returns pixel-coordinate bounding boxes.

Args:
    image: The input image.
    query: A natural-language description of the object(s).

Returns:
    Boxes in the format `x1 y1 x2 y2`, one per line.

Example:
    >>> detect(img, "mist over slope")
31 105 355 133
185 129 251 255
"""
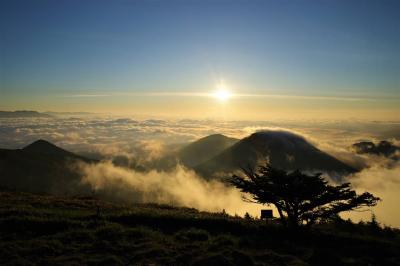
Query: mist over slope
0 139 262 216
177 134 239 167
108 134 238 172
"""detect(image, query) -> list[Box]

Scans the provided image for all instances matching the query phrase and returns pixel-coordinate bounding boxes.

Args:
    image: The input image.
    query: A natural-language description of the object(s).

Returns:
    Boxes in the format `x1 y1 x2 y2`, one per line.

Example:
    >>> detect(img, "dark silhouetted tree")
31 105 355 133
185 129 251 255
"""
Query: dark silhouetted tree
231 164 380 227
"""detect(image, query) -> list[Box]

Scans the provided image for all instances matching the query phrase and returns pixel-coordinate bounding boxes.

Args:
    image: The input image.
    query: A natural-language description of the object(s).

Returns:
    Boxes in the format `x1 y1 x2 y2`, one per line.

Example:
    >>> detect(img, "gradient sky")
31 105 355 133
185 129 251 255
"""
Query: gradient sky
1 0 399 119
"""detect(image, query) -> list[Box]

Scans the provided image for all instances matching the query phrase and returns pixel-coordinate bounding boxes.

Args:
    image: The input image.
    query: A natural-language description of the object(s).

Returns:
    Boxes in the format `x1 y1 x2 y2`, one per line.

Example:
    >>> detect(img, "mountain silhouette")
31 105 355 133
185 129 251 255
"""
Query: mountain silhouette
178 134 238 167
0 110 52 118
23 139 76 156
353 140 400 159
195 130 356 179
0 133 356 195
0 140 94 194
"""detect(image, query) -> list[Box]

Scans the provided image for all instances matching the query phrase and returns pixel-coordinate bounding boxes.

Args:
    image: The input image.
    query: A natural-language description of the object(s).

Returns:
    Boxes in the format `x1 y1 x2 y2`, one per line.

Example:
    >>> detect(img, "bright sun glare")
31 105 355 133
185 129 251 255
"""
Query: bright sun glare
213 82 232 101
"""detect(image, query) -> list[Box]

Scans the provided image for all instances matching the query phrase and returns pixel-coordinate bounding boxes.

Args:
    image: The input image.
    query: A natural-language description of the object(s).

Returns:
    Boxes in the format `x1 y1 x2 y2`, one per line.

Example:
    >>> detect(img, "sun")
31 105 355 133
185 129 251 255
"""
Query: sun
213 82 232 101
214 89 231 101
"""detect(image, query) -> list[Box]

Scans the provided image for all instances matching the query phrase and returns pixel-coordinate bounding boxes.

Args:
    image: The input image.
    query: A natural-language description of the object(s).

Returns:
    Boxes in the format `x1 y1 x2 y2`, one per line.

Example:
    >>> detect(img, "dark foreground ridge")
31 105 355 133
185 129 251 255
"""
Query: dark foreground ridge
0 191 399 266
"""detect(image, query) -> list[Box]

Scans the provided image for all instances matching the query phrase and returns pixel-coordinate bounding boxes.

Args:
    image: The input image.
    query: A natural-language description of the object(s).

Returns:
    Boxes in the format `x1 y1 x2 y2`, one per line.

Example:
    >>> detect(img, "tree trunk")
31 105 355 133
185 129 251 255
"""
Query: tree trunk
275 204 287 226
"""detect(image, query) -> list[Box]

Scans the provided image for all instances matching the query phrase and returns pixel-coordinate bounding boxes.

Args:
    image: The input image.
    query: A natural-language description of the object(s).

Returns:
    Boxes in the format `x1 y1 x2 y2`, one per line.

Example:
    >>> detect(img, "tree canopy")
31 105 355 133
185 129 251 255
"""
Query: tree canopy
231 164 380 227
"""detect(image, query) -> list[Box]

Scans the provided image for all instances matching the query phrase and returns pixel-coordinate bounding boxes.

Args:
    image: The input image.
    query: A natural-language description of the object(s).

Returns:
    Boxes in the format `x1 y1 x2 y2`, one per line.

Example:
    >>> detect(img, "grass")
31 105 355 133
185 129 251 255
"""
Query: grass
0 191 399 266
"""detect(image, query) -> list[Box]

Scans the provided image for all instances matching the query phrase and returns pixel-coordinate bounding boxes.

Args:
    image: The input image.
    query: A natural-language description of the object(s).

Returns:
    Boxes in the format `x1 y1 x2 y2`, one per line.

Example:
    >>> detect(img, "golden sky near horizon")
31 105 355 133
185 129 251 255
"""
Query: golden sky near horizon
2 89 399 121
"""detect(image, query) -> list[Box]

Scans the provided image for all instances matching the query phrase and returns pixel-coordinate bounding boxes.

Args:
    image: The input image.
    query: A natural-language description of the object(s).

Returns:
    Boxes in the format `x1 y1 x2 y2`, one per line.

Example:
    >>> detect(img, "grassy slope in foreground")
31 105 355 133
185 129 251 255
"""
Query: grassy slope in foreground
0 191 399 266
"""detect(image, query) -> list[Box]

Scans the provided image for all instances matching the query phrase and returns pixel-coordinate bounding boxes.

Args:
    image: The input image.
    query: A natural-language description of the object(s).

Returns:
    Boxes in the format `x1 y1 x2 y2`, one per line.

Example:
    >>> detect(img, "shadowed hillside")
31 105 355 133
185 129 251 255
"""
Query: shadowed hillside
0 140 94 194
178 134 239 167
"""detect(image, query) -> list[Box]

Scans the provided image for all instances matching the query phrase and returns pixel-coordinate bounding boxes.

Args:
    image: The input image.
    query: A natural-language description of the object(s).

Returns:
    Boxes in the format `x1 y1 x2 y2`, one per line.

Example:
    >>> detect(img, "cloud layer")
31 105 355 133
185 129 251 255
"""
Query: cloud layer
1 114 399 225
342 159 400 227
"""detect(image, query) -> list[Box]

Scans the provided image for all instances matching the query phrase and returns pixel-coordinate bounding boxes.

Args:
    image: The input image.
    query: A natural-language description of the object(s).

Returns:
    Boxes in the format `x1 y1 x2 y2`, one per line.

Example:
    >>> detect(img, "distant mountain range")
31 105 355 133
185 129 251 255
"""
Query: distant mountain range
193 131 356 179
0 130 356 196
0 110 97 118
139 131 356 179
0 110 53 118
43 111 95 116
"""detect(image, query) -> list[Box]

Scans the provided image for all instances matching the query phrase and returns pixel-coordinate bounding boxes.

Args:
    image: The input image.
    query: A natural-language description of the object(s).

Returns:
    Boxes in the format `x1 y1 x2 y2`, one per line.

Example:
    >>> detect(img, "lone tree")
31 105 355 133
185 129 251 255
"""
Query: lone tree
231 164 379 227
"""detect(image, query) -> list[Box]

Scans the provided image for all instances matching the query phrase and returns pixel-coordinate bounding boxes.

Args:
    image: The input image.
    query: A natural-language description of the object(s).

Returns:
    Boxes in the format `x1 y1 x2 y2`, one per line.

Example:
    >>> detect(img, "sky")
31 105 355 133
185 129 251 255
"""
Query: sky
1 0 399 120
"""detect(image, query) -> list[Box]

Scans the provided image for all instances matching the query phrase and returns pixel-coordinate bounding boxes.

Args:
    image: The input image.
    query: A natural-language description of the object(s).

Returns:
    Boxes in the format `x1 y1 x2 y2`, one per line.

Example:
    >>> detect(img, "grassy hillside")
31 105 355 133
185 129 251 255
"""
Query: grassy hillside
0 191 399 266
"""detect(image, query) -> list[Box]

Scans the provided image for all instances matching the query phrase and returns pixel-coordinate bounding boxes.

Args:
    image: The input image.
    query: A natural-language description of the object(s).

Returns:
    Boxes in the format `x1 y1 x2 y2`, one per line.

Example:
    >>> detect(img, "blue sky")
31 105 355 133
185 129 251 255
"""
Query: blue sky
0 0 399 118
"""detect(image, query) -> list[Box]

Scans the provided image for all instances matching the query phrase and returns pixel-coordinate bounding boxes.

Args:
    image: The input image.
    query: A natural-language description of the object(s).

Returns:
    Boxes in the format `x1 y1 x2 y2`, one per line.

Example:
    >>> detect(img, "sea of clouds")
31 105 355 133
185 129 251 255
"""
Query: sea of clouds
1 114 399 226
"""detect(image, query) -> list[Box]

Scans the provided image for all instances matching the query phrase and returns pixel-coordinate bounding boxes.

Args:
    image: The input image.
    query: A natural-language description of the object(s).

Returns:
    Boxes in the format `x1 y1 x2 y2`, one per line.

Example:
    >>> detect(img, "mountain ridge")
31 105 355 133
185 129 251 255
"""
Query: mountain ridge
194 130 356 179
0 140 94 194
